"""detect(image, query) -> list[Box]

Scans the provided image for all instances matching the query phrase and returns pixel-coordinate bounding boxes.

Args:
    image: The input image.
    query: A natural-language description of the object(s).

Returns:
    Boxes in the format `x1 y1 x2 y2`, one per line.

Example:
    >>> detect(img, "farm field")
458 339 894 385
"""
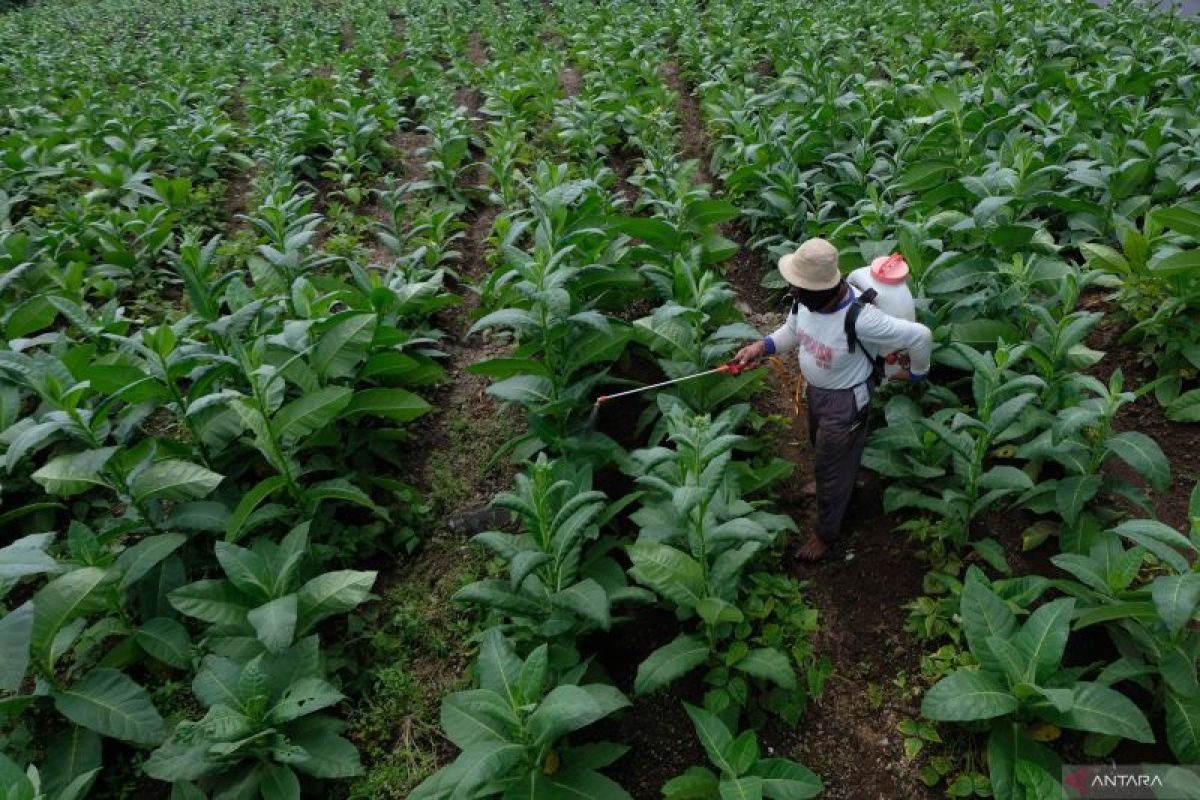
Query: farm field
1 0 1199 798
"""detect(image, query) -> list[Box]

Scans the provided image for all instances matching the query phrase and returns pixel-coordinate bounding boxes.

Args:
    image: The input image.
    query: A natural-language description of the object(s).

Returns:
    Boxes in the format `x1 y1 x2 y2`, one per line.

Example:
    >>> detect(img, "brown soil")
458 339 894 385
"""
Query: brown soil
759 354 936 800
345 534 486 795
1085 304 1200 532
724 219 778 310
460 204 498 280
609 144 641 209
659 58 777 309
465 32 488 68
559 65 583 97
659 58 713 184
581 608 709 794
390 129 432 183
662 49 936 799
389 16 406 66
221 170 253 236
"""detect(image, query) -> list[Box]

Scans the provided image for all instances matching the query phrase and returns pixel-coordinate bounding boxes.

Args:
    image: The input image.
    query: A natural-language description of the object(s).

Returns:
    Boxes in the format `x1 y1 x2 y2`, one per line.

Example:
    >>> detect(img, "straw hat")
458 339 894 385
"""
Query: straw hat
778 238 841 290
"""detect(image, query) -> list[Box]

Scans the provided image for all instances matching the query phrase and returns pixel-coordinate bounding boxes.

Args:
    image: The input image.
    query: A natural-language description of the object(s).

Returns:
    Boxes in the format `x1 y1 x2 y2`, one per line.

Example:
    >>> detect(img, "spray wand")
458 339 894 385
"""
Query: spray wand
593 361 754 408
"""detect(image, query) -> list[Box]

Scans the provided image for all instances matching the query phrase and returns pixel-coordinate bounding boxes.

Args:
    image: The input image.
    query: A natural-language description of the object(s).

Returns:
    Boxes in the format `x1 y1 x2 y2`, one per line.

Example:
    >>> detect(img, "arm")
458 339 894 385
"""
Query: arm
855 306 932 378
732 312 798 365
764 312 799 356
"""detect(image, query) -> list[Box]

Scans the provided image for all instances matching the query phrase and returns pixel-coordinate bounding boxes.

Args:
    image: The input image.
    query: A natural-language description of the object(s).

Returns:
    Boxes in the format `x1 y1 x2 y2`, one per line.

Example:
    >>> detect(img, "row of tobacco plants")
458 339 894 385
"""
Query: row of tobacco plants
407 0 831 798
0 0 503 797
671 0 1200 796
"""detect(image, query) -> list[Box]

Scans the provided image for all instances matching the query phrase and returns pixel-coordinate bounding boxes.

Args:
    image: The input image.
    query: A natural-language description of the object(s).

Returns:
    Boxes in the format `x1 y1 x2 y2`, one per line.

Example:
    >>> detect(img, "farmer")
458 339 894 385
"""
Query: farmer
732 238 932 561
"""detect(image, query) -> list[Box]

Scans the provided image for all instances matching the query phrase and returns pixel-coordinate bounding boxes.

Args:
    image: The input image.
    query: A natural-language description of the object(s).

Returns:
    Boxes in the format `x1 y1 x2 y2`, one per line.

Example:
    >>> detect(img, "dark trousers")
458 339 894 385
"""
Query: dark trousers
805 384 870 543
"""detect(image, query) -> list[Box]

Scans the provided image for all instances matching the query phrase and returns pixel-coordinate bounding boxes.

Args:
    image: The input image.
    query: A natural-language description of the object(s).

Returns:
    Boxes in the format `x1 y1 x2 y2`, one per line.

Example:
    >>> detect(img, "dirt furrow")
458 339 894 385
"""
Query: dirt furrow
661 48 934 800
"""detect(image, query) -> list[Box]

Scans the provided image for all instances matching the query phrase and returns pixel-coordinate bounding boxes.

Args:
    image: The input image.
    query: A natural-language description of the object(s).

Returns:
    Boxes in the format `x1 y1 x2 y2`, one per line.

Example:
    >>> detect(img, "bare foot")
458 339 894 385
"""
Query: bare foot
797 533 829 562
801 480 816 497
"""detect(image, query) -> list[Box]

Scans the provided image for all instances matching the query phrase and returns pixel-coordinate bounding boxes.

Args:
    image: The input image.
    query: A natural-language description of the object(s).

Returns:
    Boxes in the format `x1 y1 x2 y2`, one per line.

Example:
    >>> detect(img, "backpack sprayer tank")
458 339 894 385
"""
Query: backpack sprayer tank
846 254 916 381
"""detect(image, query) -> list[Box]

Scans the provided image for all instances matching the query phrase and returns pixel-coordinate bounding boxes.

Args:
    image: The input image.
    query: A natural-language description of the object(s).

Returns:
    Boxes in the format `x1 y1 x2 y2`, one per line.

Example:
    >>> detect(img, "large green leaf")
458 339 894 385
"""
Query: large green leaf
959 580 1017 674
684 703 734 773
168 579 251 626
527 684 629 747
718 775 763 800
920 669 1018 722
684 199 739 229
1167 389 1200 423
724 730 759 777
286 715 363 778
1151 204 1200 237
634 633 709 695
948 320 1020 350
1055 475 1102 528
266 676 343 724
1012 597 1074 684
1103 431 1169 491
191 654 243 710
272 386 353 442
31 447 117 497
52 668 166 745
1039 681 1153 743
1150 249 1200 277
44 726 101 800
130 460 223 503
1152 574 1200 635
312 312 376 380
32 567 111 654
467 357 550 379
214 541 274 600
986 722 1061 800
626 542 706 608
733 647 796 690
260 763 300 800
664 766 720 799
1166 693 1200 763
342 387 431 422
0 602 33 691
135 617 192 669
550 578 611 630
226 475 289 542
487 374 555 405
0 532 60 581
612 216 681 252
248 594 298 652
440 688 520 749
751 758 824 800
475 629 524 705
1111 519 1194 573
116 533 186 590
525 769 633 800
296 570 376 634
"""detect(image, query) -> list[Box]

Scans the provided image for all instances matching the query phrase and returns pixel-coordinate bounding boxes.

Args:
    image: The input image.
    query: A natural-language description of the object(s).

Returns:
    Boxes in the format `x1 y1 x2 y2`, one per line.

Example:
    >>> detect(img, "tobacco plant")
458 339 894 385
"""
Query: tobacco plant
921 577 1154 800
663 703 822 800
453 454 650 655
623 399 796 717
410 630 632 800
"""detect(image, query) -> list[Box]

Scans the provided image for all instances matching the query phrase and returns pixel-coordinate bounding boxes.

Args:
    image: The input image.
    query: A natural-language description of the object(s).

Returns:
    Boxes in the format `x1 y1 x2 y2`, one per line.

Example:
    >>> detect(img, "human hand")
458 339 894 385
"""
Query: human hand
733 340 767 366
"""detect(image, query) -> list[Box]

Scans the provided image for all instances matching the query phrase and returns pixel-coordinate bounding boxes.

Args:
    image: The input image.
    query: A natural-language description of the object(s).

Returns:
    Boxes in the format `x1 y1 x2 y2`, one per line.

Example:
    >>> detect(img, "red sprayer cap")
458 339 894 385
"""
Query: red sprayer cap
870 253 909 285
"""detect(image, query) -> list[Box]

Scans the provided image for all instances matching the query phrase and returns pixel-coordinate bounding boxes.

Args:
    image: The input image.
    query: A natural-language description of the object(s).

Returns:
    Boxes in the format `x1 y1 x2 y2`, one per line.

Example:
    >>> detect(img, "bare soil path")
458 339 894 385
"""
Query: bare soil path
658 51 937 800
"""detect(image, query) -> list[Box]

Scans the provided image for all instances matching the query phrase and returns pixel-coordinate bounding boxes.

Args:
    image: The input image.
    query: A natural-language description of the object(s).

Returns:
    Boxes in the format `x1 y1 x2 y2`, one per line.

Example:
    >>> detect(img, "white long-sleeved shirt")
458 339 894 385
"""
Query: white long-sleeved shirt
766 286 932 393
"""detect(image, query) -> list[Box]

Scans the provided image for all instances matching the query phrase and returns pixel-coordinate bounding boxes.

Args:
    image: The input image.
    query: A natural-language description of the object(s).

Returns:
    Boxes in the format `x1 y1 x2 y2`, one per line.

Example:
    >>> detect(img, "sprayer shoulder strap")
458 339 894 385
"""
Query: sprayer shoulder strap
844 287 878 355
